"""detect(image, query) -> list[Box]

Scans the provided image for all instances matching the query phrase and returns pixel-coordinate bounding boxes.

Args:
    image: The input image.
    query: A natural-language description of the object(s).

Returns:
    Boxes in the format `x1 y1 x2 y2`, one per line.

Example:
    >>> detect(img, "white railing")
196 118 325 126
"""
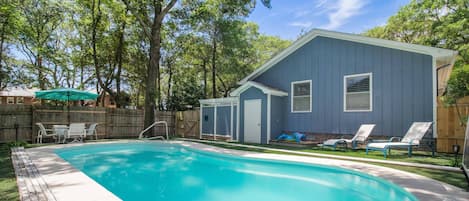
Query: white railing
138 121 169 140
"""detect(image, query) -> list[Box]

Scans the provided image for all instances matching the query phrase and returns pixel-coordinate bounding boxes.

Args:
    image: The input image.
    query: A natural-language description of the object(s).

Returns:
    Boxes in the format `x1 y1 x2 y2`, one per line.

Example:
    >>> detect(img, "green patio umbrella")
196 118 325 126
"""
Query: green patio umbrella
35 88 99 123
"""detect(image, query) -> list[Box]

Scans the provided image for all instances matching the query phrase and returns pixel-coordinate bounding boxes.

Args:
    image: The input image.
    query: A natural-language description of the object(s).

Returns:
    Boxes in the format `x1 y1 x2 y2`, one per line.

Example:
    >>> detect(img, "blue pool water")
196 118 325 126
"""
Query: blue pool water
56 142 417 201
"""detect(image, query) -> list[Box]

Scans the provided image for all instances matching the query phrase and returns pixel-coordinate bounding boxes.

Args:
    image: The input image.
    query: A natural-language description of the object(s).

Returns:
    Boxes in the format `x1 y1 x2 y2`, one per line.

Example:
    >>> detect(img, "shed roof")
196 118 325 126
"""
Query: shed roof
199 97 238 105
238 29 458 90
230 81 288 97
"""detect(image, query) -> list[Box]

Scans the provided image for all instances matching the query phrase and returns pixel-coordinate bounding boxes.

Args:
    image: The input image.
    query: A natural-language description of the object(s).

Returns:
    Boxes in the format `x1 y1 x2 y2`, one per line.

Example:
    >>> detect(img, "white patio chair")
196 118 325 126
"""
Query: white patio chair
67 123 86 143
35 123 57 144
86 123 98 140
366 122 432 158
322 124 375 150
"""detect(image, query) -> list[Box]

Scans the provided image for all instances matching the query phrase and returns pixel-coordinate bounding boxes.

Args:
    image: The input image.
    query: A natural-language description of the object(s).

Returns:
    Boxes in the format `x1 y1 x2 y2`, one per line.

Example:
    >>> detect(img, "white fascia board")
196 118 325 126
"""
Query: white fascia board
231 81 288 97
199 97 238 105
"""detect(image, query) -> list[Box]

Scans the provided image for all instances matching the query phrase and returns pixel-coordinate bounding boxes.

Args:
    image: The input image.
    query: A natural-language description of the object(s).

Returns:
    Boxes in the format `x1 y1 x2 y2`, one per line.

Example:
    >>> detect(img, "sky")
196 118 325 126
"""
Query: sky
247 0 411 40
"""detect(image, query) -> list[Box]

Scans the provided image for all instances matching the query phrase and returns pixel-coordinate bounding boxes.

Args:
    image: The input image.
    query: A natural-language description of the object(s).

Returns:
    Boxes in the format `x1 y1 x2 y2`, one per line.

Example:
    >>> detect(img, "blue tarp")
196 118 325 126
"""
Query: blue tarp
276 132 305 143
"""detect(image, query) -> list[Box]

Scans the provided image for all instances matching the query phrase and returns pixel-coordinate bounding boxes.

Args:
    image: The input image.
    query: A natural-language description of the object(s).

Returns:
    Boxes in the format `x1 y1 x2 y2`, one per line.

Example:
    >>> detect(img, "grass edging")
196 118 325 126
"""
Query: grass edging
179 138 468 190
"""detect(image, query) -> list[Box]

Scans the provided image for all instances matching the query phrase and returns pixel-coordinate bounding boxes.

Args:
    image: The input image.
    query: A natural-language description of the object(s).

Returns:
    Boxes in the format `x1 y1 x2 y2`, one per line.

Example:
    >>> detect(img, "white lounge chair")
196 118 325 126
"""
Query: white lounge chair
366 122 432 158
322 124 375 150
35 123 57 144
86 123 98 140
67 123 86 143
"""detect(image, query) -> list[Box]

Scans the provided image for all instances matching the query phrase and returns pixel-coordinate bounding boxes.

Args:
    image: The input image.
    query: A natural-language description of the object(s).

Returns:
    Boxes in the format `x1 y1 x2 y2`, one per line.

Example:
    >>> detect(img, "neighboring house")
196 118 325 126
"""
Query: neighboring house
0 87 39 105
199 29 457 144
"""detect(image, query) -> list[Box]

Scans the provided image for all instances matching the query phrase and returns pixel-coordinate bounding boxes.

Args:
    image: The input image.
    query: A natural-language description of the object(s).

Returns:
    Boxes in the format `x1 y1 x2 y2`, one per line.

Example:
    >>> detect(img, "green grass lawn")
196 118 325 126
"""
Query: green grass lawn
0 144 19 201
232 142 457 166
199 141 469 189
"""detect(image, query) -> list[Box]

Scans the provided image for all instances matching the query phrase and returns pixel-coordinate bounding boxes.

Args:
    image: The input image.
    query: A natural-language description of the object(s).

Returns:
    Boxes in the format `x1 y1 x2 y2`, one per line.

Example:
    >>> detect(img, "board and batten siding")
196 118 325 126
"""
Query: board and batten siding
201 105 237 137
201 107 214 134
270 96 286 139
254 36 433 137
239 87 267 143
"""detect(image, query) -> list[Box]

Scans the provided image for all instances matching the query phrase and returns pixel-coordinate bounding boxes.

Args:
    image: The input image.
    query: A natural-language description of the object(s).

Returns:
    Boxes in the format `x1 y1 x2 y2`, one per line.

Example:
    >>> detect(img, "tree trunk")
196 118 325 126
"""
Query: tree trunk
0 19 5 89
37 56 45 89
115 16 127 108
167 60 172 110
144 18 162 135
123 0 178 134
211 37 217 98
202 59 207 98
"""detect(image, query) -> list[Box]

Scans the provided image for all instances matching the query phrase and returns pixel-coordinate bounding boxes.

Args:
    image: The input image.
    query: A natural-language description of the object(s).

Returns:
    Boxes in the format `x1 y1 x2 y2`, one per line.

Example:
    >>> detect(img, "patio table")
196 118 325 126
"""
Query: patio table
53 125 68 143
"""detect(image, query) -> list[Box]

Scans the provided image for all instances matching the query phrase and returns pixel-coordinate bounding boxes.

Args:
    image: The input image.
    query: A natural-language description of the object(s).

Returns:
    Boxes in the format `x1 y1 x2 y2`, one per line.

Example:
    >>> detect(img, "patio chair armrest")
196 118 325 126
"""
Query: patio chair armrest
408 139 419 145
389 137 401 142
369 139 388 143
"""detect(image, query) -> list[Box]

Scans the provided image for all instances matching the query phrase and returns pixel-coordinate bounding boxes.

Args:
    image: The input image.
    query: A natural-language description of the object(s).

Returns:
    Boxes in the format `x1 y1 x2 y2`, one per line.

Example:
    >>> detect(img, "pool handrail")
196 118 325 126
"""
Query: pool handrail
138 121 169 140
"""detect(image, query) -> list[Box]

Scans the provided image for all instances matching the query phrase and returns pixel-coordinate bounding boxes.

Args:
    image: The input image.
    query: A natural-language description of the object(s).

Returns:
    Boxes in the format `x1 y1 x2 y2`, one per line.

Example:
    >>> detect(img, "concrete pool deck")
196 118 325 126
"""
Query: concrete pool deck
20 140 469 201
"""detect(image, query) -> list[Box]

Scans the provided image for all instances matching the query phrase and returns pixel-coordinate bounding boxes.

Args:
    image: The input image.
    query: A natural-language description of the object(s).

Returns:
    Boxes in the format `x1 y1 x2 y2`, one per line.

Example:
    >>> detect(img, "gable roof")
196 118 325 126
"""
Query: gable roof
0 87 39 97
239 28 458 85
230 81 288 97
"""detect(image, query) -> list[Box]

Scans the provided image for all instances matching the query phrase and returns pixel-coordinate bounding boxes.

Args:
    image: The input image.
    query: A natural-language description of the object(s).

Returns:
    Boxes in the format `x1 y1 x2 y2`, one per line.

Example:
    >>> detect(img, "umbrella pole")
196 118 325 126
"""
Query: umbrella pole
68 92 70 125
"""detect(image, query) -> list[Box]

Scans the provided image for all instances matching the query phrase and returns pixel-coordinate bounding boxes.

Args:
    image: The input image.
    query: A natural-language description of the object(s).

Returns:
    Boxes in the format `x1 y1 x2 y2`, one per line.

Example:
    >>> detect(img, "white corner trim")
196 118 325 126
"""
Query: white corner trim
230 81 288 97
213 105 217 140
267 94 271 144
230 102 234 139
432 57 437 138
199 104 203 139
290 80 312 113
236 96 240 141
343 73 373 112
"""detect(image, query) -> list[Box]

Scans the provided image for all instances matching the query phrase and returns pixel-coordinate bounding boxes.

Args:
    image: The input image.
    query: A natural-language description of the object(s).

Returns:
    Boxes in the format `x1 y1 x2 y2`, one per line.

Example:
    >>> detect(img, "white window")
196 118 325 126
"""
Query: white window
16 97 24 104
291 80 312 112
7 97 14 104
344 73 372 112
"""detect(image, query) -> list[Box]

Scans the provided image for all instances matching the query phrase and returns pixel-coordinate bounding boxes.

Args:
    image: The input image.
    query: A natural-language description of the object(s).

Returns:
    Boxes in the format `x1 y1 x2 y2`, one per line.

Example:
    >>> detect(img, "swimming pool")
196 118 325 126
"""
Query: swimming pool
56 142 417 201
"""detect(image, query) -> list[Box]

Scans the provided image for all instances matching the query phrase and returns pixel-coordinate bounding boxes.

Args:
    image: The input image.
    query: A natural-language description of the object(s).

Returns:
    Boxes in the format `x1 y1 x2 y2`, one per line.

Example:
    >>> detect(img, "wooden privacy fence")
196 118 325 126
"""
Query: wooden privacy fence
175 109 200 138
437 96 469 153
0 105 176 143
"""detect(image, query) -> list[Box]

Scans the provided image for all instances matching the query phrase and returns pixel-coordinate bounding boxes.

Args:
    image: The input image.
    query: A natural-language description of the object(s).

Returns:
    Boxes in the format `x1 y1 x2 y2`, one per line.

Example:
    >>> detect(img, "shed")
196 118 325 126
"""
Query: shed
199 97 238 140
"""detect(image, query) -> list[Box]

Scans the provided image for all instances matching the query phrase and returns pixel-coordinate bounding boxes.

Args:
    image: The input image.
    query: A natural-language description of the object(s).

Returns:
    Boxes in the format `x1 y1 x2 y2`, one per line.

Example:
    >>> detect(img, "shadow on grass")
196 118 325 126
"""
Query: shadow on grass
0 144 19 201
200 141 469 189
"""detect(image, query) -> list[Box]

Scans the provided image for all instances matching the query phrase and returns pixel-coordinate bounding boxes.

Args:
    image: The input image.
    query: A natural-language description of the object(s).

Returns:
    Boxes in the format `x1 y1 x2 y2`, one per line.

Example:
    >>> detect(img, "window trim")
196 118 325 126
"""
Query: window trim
343 73 372 112
291 80 312 113
16 97 24 104
7 97 14 104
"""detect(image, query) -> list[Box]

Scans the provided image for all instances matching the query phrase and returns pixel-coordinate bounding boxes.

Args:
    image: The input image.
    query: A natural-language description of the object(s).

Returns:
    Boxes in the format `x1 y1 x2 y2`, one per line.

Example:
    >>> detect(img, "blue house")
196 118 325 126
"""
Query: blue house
199 29 457 144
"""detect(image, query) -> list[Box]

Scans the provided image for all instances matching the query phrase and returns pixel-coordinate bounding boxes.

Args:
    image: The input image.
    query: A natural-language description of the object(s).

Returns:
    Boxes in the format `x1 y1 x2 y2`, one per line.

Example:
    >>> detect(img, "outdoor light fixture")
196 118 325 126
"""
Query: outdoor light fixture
453 144 460 167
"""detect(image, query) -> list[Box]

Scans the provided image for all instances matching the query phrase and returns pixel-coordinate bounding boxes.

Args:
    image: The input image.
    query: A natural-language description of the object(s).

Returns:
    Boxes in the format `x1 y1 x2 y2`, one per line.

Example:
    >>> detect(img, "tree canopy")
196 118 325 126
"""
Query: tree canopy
0 0 290 113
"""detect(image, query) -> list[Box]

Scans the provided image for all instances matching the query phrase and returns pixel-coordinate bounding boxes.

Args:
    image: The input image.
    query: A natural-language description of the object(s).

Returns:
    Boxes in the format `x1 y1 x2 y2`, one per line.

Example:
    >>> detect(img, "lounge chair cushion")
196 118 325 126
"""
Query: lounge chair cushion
323 139 351 146
367 142 417 149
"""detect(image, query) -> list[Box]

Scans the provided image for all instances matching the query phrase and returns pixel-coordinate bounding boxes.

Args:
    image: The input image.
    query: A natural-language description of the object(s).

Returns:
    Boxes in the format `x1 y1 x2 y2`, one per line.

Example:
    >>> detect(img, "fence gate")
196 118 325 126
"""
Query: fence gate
175 110 200 138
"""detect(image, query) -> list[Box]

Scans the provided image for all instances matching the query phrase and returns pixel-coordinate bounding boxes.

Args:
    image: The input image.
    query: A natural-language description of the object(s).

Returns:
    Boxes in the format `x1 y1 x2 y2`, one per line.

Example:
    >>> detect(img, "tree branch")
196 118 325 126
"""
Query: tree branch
155 0 177 23
122 0 152 39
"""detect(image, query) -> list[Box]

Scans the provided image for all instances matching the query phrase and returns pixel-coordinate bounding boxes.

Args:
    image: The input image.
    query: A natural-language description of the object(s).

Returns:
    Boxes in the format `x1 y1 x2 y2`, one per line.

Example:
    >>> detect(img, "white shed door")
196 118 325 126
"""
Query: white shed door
244 99 261 143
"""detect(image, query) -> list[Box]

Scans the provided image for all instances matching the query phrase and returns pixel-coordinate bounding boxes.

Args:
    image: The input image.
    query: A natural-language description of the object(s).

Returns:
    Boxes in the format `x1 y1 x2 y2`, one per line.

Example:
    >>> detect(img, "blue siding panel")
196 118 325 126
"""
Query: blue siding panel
239 87 267 143
216 106 231 135
253 36 433 137
233 105 237 140
271 96 286 140
202 107 214 134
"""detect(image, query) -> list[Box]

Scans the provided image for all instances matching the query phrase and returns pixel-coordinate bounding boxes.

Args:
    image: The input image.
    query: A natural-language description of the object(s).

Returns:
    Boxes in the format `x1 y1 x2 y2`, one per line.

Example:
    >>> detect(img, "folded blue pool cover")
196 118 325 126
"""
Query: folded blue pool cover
276 132 305 143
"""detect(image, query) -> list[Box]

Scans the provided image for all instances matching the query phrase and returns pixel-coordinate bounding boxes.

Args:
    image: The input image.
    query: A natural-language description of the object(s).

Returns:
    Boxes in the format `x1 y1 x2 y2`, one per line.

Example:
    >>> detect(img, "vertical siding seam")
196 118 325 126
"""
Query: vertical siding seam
199 104 203 139
267 93 271 144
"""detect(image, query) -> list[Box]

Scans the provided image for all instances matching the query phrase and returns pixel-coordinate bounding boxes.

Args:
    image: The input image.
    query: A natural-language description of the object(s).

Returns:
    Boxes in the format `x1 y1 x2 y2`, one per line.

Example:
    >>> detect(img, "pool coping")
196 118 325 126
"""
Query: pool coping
24 140 469 201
